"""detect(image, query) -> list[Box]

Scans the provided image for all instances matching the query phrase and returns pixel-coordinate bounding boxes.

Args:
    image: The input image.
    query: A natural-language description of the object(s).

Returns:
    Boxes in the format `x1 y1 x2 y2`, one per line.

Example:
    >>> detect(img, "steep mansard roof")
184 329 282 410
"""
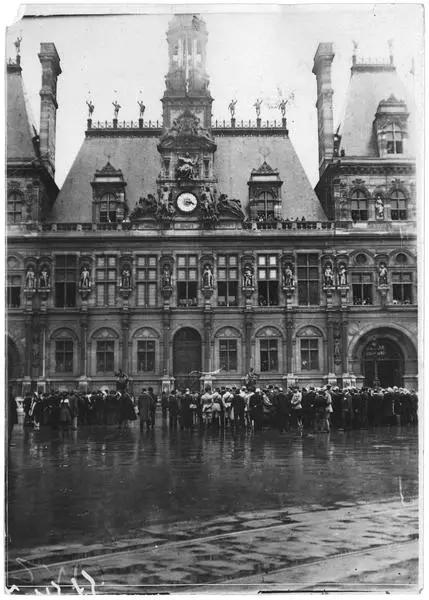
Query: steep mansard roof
338 63 414 158
7 64 39 163
51 131 326 222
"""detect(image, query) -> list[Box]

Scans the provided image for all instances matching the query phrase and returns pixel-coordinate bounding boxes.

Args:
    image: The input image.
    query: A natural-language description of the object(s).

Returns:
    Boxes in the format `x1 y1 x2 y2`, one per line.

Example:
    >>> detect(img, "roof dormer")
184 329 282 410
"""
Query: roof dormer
374 94 409 158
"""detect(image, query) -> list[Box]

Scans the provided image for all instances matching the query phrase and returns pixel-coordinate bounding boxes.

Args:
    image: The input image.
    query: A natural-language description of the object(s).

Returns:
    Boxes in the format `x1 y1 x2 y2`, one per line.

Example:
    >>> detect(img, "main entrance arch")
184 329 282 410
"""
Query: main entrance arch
173 327 202 390
362 338 403 387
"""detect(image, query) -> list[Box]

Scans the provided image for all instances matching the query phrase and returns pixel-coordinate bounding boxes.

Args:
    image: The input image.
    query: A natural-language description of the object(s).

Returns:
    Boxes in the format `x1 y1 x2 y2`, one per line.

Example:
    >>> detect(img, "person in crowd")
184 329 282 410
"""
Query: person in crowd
8 392 18 447
58 398 73 439
290 386 303 431
168 390 180 430
323 385 333 433
148 387 157 430
276 386 291 433
138 388 152 432
118 392 137 430
249 387 264 431
231 386 245 430
161 390 169 419
180 388 194 431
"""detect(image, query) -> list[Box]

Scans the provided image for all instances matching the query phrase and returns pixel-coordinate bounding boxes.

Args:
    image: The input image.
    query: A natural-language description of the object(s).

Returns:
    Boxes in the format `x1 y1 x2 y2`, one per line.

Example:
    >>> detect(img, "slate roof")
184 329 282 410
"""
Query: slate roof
338 63 414 158
52 131 326 222
7 64 39 163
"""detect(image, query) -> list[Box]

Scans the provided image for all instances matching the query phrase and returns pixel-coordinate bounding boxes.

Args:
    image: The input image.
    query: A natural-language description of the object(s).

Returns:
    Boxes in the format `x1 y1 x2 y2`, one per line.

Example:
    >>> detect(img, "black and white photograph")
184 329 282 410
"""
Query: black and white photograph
4 2 423 594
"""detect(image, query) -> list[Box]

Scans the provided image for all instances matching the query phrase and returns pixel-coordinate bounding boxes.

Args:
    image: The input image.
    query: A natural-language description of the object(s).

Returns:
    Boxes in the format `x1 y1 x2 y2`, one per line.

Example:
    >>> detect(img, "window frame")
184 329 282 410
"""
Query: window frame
96 340 115 373
255 191 276 220
297 253 320 306
137 339 156 372
390 189 408 221
95 255 117 307
55 339 74 373
7 191 23 224
351 272 374 306
55 255 77 308
7 275 21 308
257 254 279 306
300 338 319 371
136 255 158 307
260 338 279 372
219 338 238 372
392 272 413 304
217 255 239 307
176 255 198 307
350 189 369 222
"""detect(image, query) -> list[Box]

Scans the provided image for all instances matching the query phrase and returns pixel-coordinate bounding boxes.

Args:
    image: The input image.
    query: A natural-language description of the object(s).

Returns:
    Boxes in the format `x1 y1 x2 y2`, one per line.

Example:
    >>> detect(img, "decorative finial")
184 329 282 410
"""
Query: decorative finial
137 98 146 118
14 36 22 56
112 100 121 119
228 99 237 118
253 98 262 118
86 98 94 118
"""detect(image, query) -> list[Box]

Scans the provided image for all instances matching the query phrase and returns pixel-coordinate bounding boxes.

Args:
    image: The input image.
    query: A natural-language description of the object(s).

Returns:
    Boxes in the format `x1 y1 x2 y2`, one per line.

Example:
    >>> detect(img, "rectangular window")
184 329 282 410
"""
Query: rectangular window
392 272 413 304
7 275 21 308
55 340 74 373
96 340 115 373
55 255 77 307
260 339 278 372
219 339 238 371
352 273 373 305
351 198 368 221
137 340 156 372
297 254 320 305
96 255 117 306
301 338 319 370
136 255 157 307
177 255 198 307
257 254 279 306
217 255 238 306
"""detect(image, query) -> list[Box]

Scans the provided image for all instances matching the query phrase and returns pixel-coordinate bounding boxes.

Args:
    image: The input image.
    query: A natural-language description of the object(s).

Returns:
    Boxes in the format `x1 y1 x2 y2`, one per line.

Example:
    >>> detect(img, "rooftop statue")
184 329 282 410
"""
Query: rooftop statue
86 99 94 118
228 99 237 118
254 98 263 118
137 100 146 118
112 100 121 119
217 193 245 220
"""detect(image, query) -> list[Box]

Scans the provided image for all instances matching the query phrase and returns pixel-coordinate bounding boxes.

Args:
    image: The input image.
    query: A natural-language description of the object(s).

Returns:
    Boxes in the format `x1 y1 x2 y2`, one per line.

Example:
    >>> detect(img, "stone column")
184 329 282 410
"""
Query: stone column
243 310 253 373
162 307 171 375
121 315 129 373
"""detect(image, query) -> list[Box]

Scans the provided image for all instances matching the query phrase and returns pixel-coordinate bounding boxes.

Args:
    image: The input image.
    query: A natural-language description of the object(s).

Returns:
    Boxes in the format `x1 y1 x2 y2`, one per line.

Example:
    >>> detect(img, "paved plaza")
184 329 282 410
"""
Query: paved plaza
6 422 419 593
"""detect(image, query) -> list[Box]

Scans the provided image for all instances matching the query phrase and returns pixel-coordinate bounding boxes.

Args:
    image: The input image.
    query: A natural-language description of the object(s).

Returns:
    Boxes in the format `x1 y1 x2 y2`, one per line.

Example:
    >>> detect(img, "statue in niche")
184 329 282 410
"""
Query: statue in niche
202 264 214 288
25 266 36 289
378 263 388 285
121 267 131 289
80 265 91 288
334 337 342 364
160 186 171 206
283 263 295 287
324 263 335 287
375 195 385 219
338 263 348 286
39 265 50 288
161 264 172 288
243 263 254 288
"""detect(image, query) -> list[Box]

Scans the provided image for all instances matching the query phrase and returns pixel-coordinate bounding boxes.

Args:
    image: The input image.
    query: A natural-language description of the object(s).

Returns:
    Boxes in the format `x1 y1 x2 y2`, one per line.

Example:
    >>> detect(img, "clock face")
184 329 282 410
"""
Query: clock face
176 192 198 213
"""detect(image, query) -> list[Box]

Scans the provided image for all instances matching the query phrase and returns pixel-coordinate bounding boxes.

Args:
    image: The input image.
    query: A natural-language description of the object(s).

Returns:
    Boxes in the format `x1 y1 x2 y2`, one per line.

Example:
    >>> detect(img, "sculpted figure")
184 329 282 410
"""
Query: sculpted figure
39 266 50 288
379 263 388 285
228 99 237 118
112 100 121 119
137 100 146 118
176 154 197 180
254 98 263 118
279 99 288 118
375 195 385 219
25 266 35 289
217 194 244 220
243 264 254 288
338 263 348 286
86 99 94 118
80 265 91 288
283 263 294 287
324 263 334 287
121 267 131 289
202 264 214 288
161 264 172 287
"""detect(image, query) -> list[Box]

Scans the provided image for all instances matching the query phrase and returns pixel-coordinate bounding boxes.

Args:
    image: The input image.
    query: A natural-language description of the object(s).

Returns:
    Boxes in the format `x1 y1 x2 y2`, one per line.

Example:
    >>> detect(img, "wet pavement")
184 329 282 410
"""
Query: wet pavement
6 420 419 593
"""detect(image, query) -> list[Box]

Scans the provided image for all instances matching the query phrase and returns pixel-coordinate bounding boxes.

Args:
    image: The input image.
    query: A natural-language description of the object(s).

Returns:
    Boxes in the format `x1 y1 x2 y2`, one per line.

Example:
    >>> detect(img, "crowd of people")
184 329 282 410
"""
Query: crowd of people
13 383 418 438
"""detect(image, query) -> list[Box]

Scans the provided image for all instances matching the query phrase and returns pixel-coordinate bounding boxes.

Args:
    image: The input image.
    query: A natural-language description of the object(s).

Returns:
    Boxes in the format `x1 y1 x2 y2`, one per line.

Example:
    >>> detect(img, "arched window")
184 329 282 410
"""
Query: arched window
256 327 282 372
296 326 323 372
255 191 275 220
385 123 403 154
7 192 23 224
390 189 407 221
99 193 118 223
350 190 368 222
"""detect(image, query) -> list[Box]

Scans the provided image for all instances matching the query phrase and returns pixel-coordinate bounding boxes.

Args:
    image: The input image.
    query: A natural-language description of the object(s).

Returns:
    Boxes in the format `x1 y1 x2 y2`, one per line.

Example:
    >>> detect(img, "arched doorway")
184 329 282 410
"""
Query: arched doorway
362 337 403 387
173 327 202 390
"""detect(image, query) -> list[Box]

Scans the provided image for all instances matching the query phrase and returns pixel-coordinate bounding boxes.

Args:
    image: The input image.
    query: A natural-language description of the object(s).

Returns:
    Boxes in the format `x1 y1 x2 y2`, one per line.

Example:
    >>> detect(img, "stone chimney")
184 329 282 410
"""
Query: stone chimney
312 43 335 176
38 43 61 178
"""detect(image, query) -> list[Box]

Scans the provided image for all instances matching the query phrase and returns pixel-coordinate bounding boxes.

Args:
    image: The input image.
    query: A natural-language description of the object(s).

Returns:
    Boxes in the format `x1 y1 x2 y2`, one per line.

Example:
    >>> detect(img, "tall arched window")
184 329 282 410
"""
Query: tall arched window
7 192 23 224
255 191 275 220
99 193 118 223
390 189 408 221
350 189 368 222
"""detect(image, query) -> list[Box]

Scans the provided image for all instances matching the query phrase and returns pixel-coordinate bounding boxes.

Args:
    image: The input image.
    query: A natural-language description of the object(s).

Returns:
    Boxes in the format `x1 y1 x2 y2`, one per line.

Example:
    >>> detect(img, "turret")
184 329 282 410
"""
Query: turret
38 42 61 178
312 43 335 176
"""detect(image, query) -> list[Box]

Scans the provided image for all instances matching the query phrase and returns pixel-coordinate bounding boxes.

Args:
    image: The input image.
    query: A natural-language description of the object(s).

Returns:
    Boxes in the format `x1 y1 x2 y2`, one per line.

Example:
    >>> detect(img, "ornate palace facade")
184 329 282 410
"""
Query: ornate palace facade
6 15 417 394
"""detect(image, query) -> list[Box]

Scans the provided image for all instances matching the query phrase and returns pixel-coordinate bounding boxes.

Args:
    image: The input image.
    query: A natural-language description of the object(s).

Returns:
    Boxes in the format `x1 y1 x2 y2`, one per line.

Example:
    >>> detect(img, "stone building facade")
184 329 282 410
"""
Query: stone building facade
6 15 417 395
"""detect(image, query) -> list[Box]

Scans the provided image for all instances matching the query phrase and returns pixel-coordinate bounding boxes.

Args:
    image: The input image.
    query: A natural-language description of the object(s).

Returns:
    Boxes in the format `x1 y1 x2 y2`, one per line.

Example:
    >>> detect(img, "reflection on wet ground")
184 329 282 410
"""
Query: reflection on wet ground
7 423 418 554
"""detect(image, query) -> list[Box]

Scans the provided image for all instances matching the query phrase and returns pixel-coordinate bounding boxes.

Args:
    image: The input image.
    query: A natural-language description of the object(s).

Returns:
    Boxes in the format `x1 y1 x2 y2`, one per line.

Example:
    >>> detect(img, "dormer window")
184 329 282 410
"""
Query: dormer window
91 160 127 225
385 123 403 154
248 161 283 222
100 193 119 223
255 191 275 220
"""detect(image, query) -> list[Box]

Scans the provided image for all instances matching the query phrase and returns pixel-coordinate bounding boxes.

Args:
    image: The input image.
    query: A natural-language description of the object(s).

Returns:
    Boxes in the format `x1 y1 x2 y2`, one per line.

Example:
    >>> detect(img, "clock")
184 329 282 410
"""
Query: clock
176 192 198 213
